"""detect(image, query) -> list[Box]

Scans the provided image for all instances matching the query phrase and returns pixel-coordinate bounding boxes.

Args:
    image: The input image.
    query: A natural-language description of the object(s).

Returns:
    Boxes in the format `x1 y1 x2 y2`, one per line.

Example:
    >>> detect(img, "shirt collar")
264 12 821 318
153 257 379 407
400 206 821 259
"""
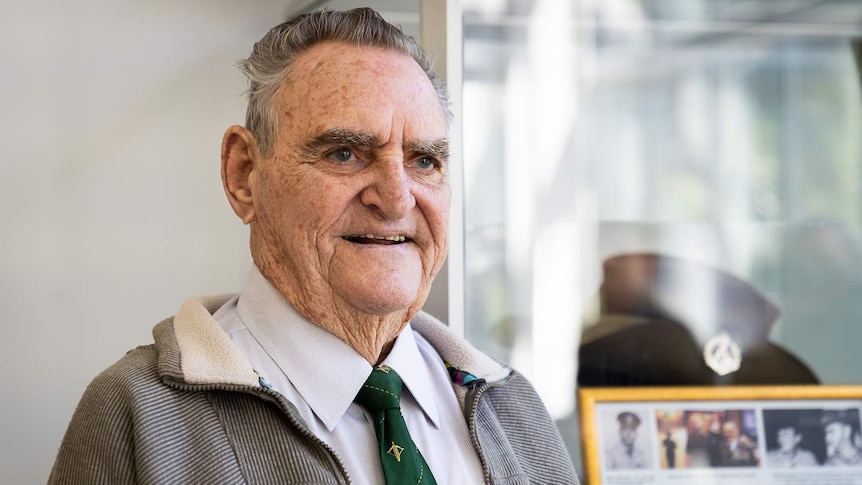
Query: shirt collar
381 324 440 429
236 267 369 431
234 266 439 430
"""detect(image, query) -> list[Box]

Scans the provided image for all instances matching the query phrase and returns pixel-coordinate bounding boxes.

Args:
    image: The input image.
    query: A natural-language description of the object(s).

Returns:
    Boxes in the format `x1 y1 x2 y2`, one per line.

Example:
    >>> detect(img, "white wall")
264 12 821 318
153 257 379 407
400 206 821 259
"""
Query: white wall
0 1 312 482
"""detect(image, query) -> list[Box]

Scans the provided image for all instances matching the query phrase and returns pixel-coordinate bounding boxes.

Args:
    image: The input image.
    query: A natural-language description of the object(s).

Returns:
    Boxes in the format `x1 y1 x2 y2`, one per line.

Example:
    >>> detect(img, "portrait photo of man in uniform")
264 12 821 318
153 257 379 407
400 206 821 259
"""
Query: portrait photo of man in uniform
604 410 651 470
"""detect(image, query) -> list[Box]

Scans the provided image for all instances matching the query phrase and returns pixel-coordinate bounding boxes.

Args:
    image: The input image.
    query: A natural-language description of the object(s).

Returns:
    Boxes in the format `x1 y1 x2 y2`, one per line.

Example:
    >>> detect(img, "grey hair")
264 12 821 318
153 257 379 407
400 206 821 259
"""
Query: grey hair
238 7 451 157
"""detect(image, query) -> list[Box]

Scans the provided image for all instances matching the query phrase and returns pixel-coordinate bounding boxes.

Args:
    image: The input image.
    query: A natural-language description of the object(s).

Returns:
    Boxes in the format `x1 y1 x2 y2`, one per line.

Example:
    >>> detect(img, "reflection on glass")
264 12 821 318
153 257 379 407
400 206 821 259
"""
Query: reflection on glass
462 0 862 472
579 253 818 387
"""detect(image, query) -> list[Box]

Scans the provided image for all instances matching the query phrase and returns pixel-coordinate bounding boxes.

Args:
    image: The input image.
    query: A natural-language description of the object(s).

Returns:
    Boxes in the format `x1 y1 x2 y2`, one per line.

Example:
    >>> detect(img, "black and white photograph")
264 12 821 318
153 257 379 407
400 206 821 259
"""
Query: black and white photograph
763 409 822 468
601 409 653 470
763 407 862 469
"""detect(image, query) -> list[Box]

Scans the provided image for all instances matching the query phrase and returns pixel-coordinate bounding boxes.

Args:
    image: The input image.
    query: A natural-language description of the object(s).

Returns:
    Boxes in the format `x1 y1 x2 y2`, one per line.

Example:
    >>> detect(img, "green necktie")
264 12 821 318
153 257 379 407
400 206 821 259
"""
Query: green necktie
355 366 438 485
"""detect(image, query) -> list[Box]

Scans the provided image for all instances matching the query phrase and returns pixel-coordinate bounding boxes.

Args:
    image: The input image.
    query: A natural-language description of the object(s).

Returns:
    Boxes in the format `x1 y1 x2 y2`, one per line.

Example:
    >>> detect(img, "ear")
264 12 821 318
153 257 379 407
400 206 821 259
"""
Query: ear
221 125 259 224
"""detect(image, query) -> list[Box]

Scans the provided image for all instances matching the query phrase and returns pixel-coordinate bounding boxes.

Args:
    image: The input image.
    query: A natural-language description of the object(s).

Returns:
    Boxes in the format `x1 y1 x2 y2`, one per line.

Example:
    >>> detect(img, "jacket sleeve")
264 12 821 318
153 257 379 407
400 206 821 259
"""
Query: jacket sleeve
49 356 141 484
474 371 580 484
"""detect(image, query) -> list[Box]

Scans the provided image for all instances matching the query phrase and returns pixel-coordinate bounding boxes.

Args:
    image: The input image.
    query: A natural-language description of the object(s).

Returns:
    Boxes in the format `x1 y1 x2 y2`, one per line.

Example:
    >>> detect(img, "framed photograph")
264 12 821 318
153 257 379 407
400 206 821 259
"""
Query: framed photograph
578 386 862 485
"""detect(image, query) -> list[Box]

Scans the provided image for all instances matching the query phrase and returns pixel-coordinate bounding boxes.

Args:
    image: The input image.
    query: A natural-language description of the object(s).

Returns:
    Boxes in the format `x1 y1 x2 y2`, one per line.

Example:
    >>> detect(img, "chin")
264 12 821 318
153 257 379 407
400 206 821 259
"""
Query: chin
345 291 420 316
343 279 429 316
334 268 429 316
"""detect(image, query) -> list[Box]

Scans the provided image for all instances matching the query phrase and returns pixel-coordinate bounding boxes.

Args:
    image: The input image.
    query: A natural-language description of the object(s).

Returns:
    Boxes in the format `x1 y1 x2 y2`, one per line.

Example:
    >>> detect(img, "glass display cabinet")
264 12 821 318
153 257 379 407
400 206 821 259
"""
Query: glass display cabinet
460 0 862 473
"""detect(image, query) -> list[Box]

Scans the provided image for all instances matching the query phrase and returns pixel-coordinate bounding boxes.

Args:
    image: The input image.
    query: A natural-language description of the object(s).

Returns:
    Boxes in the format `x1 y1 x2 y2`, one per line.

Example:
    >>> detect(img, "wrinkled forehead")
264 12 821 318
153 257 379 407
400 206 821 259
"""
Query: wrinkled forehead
277 42 446 139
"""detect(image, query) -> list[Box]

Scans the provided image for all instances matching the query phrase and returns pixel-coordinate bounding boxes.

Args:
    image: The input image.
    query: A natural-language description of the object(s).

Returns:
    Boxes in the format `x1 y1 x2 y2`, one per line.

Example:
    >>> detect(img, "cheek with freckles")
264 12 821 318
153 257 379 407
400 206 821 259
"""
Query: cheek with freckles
253 160 349 288
419 187 451 277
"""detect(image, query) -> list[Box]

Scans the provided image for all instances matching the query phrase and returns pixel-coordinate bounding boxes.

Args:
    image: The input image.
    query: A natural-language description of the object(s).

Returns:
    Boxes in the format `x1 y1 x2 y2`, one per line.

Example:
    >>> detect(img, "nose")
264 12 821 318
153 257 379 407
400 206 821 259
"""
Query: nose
360 159 416 220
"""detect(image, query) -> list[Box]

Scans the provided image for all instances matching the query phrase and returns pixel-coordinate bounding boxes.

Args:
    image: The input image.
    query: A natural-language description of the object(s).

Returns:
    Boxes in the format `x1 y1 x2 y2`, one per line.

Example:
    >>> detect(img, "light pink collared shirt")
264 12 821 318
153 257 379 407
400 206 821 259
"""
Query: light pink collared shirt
212 266 485 484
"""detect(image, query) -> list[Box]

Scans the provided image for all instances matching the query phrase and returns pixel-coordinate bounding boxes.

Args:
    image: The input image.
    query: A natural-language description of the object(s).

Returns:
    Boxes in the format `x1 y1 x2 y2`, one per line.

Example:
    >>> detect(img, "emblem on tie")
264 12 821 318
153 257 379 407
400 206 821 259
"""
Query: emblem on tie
387 441 405 462
355 366 438 484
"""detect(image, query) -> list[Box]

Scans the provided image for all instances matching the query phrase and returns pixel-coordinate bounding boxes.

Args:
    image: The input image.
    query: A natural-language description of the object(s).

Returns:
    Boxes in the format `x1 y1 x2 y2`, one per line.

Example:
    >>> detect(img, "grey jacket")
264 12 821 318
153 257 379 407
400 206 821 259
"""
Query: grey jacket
50 295 578 484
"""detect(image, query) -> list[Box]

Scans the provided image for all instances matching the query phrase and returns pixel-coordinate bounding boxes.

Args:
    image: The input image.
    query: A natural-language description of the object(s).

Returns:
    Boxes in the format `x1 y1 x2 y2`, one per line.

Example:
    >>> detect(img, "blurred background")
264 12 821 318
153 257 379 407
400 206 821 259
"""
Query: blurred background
3 0 862 482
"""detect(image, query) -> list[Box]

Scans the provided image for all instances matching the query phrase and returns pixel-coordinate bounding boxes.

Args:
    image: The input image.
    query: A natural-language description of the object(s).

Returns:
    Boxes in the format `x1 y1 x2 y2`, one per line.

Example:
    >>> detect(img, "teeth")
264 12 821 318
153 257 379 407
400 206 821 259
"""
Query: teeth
354 234 406 242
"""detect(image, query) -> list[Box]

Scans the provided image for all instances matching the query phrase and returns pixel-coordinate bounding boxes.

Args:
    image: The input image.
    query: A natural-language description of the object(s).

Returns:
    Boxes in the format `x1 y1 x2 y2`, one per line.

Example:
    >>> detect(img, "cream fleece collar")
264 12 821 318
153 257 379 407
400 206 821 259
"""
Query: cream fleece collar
410 312 510 383
173 295 259 387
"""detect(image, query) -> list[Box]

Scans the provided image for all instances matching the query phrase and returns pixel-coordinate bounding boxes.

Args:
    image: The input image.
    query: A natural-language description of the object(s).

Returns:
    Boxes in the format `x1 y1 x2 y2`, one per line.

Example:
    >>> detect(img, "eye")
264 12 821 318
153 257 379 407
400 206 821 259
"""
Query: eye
412 156 437 171
327 148 355 163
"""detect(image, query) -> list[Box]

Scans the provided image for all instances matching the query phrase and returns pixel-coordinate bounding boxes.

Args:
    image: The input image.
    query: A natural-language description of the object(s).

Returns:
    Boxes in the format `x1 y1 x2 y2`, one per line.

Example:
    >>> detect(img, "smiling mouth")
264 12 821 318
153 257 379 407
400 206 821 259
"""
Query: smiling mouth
343 234 410 245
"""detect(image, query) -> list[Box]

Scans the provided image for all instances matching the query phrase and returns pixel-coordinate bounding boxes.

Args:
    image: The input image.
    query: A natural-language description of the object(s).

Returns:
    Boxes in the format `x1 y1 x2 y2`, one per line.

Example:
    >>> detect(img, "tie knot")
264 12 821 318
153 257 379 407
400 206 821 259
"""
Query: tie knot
355 366 403 412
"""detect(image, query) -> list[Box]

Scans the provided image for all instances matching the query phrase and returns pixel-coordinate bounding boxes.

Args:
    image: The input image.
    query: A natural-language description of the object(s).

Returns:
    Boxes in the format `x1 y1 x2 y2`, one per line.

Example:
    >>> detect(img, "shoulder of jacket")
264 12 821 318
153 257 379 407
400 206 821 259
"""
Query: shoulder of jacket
82 344 163 401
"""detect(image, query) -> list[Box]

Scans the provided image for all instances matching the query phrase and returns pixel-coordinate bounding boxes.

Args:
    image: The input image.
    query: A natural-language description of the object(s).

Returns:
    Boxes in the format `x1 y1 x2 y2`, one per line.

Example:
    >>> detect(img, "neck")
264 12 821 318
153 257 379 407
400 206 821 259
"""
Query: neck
325 300 410 364
256 260 415 364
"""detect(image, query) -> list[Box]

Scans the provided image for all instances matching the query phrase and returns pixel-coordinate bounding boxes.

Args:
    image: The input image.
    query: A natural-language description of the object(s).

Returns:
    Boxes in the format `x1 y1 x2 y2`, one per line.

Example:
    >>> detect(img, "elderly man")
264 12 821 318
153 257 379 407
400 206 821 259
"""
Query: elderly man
49 7 577 485
716 420 759 467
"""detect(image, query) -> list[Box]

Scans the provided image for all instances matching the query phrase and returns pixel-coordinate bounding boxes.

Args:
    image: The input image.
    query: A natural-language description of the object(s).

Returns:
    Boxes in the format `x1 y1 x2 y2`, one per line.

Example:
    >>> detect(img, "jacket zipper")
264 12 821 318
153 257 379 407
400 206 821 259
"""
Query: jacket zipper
465 379 499 485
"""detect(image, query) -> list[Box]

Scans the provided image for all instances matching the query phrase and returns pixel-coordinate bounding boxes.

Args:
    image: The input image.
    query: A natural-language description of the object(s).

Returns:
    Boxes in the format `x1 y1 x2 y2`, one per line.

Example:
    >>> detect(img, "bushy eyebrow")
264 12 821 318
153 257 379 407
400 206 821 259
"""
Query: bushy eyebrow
405 138 449 163
299 127 449 163
299 128 379 159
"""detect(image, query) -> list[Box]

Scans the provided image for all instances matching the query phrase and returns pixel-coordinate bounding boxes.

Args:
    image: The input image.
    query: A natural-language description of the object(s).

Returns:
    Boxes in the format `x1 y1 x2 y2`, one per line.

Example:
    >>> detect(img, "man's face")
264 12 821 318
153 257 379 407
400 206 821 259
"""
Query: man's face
825 422 848 457
250 42 450 318
776 427 801 453
620 426 637 446
722 422 739 442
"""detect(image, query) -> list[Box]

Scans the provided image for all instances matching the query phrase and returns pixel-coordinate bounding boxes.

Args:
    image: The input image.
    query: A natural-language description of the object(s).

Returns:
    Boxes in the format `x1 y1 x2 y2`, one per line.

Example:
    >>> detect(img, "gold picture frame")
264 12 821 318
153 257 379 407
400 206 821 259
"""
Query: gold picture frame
578 385 862 485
